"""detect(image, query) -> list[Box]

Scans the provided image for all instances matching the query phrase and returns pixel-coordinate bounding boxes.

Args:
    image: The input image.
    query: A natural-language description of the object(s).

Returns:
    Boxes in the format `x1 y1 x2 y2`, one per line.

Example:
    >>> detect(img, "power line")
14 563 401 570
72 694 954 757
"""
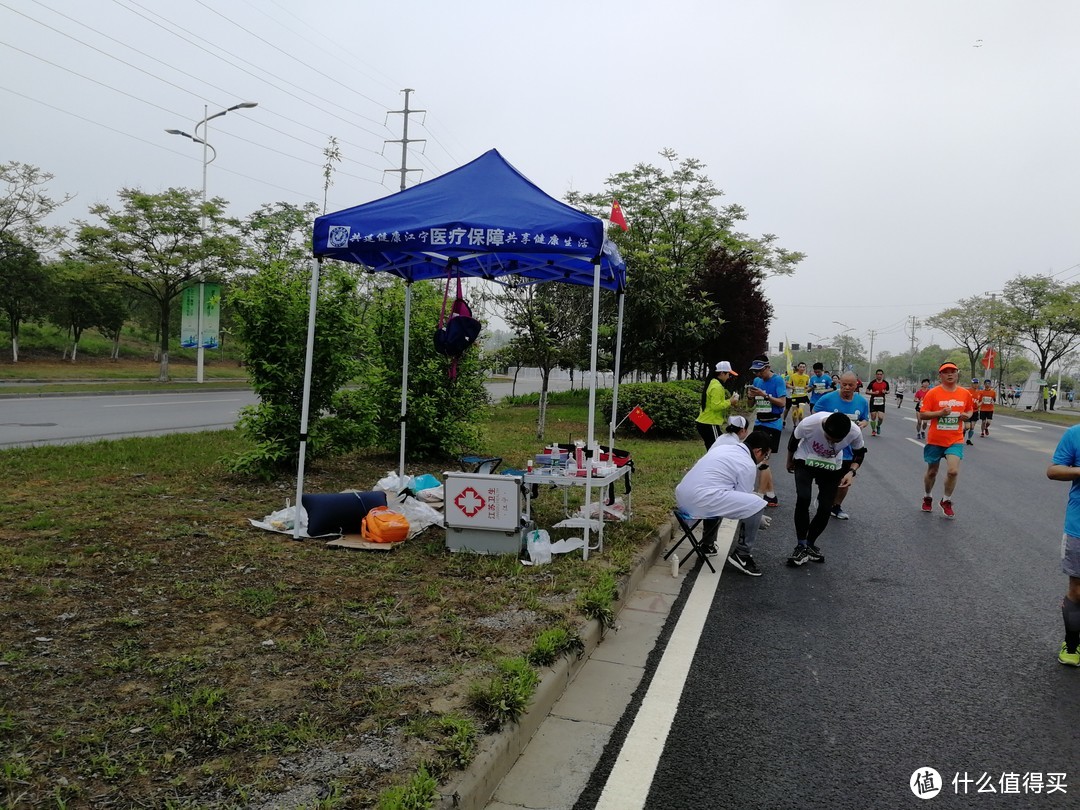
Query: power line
23 0 390 168
0 83 328 202
108 0 393 139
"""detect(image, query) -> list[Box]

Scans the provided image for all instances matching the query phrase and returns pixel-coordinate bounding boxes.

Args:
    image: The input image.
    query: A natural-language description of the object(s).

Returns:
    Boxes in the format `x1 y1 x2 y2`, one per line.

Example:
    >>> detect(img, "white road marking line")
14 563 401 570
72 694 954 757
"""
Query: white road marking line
594 522 735 810
1003 424 1043 432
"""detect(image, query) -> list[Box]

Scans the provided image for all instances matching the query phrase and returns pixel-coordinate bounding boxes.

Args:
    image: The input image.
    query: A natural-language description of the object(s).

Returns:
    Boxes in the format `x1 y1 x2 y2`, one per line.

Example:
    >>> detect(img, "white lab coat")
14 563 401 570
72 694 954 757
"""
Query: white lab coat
675 441 766 519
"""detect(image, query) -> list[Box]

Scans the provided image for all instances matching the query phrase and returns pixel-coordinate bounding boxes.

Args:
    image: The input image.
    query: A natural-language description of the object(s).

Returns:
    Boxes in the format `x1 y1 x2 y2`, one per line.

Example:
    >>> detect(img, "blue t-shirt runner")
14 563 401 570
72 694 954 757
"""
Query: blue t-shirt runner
808 370 834 408
813 388 870 460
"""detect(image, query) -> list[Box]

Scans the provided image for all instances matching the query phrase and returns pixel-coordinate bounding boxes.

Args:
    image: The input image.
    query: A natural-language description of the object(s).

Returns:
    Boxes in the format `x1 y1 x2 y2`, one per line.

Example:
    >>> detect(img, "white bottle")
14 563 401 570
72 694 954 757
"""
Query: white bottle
671 552 679 577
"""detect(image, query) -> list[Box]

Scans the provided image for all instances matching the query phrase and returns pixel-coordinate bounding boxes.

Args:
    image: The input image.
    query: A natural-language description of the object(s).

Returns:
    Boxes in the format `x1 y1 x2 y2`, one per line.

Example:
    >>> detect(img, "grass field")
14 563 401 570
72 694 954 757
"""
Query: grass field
0 382 699 808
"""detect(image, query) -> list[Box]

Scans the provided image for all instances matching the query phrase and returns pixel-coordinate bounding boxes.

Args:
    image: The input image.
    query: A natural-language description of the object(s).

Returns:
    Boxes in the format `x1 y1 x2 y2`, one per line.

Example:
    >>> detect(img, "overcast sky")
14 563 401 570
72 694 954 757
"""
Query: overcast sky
4 0 1079 358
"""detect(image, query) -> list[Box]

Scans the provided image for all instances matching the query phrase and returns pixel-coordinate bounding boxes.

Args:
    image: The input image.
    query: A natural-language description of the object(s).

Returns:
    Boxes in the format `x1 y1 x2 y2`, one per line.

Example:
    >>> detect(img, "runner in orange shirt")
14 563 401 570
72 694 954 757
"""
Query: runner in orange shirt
964 378 981 445
978 378 997 438
920 361 975 518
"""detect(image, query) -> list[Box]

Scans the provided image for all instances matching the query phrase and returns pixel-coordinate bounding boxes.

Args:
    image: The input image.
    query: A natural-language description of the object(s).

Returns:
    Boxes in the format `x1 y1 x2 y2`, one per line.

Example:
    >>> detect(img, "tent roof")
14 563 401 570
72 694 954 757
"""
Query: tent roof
312 149 626 291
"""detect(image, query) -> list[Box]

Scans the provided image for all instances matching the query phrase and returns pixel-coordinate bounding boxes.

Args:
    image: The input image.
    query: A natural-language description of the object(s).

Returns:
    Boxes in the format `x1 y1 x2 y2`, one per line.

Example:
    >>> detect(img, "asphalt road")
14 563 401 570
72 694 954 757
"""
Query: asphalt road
579 403 1080 809
0 377 576 449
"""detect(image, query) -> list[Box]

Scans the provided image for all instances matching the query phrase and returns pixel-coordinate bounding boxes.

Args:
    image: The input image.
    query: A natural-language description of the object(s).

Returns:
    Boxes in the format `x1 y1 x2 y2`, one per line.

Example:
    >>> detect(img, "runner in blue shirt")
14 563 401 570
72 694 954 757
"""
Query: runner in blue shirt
1047 424 1080 667
808 362 834 410
812 371 870 520
747 354 787 507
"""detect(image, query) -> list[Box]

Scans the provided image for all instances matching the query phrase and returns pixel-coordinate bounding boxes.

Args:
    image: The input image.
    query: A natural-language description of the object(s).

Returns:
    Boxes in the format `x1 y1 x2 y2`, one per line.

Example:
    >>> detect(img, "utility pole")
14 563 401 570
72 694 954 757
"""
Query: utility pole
385 88 426 191
907 315 920 379
866 329 877 382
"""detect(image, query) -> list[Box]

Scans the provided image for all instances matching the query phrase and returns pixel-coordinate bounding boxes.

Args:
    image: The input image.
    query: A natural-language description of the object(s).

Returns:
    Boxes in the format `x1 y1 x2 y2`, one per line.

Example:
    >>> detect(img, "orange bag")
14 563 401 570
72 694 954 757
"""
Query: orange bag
361 506 410 543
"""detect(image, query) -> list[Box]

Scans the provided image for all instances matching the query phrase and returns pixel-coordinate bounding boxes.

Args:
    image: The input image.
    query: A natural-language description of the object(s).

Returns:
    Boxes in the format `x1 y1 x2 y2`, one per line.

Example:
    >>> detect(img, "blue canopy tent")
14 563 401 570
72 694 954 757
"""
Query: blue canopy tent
298 150 628 553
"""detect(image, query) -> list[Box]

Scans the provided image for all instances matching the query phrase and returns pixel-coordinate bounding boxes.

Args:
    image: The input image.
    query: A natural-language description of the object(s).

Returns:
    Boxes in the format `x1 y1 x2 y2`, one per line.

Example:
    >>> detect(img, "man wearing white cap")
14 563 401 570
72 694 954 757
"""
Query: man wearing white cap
695 360 740 450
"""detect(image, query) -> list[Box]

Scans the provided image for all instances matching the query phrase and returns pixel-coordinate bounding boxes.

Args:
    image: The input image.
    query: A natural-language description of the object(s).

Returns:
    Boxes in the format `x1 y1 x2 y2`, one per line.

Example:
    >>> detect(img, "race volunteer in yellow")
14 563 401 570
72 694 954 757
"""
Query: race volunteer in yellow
695 360 740 450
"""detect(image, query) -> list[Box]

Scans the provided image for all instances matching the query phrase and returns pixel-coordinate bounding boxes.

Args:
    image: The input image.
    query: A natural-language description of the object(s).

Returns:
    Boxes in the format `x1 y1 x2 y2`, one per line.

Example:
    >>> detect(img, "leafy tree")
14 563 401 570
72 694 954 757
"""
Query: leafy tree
565 149 804 380
696 245 772 378
925 295 1005 379
73 187 243 381
484 279 591 438
44 259 129 361
1000 275 1080 380
239 201 320 269
365 280 488 457
0 233 46 362
0 161 72 247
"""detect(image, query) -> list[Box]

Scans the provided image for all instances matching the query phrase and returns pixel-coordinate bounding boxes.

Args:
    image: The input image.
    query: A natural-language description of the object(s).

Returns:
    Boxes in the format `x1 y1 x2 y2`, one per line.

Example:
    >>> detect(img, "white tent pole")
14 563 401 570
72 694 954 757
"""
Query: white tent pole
398 282 413 479
293 257 322 540
583 257 602 561
608 289 625 451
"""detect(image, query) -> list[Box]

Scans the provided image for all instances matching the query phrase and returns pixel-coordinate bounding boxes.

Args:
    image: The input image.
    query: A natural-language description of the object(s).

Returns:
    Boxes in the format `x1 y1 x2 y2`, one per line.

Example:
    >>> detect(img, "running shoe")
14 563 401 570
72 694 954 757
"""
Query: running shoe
1058 642 1080 667
921 496 933 513
804 544 825 563
765 494 779 508
726 551 762 577
965 439 974 446
940 499 955 518
701 542 720 557
831 505 850 520
787 545 811 567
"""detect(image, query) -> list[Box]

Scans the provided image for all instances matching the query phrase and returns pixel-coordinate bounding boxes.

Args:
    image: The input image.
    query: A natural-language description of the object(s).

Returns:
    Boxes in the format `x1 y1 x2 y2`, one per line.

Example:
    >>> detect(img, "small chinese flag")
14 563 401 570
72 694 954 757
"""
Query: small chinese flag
981 348 996 369
609 199 629 232
627 405 653 433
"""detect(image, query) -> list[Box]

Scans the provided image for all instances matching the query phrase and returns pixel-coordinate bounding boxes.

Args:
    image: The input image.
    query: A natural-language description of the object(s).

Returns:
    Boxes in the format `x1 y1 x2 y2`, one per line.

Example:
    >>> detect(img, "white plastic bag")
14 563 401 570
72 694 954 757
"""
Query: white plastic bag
386 494 444 539
526 529 552 566
263 503 306 532
375 471 414 496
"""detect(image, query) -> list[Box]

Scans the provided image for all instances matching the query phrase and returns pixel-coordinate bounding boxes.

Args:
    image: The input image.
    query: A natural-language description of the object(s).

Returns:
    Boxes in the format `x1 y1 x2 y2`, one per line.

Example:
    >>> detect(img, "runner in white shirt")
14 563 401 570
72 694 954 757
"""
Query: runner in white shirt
784 411 867 567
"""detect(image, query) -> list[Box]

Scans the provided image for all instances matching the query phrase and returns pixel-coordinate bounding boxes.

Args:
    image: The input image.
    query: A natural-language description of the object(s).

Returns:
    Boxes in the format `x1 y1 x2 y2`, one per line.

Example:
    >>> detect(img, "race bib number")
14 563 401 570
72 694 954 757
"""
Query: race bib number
755 397 772 414
982 396 994 405
793 386 806 397
872 396 885 406
805 456 841 470
813 382 826 393
937 415 960 430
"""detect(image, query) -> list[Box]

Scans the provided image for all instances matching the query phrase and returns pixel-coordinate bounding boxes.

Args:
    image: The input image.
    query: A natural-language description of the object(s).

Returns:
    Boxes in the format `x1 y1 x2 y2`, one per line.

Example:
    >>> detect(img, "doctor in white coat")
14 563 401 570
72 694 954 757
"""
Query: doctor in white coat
675 429 771 577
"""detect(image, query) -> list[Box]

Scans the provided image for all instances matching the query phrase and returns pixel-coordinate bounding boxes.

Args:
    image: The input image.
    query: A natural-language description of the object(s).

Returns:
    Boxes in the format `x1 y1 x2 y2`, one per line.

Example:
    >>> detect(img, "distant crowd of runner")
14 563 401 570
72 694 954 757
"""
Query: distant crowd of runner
677 355 1080 670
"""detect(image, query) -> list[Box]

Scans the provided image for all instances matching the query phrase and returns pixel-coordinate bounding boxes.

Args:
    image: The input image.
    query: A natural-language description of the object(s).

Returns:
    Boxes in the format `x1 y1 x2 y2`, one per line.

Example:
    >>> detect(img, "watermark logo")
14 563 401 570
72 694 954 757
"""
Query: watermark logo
911 768 943 799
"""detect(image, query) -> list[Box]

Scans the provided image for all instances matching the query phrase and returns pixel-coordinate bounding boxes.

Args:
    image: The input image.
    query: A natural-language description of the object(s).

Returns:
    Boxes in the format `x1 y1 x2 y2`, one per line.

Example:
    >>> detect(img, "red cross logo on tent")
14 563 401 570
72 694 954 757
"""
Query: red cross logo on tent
454 487 486 518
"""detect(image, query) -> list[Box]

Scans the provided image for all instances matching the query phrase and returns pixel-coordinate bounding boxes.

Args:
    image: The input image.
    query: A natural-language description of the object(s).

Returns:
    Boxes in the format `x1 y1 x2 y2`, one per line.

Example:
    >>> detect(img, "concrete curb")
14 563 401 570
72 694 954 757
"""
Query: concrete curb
436 517 676 810
0 385 251 399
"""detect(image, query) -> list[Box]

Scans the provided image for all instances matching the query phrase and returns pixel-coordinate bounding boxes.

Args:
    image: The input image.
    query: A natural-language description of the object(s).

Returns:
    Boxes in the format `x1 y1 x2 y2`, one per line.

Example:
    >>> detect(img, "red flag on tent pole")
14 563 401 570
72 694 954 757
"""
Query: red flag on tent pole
609 199 629 232
627 405 653 433
981 348 996 369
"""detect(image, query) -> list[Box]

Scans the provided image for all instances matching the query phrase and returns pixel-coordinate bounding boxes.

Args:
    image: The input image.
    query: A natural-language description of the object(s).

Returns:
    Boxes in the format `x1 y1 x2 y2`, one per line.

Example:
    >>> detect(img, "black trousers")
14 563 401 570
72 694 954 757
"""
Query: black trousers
793 462 843 544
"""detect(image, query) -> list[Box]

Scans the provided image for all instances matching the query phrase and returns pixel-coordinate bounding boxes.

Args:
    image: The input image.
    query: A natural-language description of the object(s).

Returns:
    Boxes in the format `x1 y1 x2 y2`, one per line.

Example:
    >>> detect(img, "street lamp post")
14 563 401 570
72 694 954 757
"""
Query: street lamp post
832 321 854 372
166 101 258 382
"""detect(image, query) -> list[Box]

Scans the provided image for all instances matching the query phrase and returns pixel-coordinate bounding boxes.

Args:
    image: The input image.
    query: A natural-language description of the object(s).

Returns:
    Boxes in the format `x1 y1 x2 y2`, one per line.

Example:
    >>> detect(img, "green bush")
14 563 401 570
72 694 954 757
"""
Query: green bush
226 263 365 477
367 282 488 460
599 381 701 439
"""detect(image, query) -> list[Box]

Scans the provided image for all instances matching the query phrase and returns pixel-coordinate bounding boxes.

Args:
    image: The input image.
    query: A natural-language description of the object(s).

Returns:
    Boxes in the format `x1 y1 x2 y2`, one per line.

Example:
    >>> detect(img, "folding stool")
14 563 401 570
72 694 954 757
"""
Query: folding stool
665 509 718 574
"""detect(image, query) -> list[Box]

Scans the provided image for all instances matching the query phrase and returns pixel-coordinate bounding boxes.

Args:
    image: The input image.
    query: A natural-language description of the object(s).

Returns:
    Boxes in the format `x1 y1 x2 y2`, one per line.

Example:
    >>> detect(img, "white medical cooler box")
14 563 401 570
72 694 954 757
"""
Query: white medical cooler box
443 472 530 555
